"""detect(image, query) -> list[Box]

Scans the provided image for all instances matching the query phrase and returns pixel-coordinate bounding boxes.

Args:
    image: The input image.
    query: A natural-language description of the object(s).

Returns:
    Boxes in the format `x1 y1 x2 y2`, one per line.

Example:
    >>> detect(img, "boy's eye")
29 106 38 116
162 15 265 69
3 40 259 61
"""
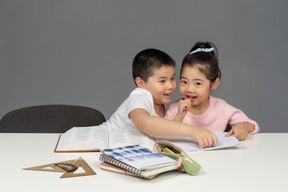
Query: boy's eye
195 82 201 86
159 80 166 83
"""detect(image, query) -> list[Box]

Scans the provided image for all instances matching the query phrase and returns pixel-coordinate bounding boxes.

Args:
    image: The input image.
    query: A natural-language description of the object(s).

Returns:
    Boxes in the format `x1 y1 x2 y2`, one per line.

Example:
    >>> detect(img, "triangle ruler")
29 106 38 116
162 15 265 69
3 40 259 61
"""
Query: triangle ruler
23 159 76 172
23 157 96 178
60 157 96 178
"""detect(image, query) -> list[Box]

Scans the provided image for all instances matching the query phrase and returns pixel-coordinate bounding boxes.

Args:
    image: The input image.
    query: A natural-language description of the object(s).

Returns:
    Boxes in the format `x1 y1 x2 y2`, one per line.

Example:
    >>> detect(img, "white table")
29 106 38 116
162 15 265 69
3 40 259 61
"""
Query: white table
0 133 287 192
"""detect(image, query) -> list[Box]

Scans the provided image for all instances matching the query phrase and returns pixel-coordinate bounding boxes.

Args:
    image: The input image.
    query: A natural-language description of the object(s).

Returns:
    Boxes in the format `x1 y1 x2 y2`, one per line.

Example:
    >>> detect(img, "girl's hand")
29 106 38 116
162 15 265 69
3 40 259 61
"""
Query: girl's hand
225 122 255 141
178 98 192 114
174 98 192 122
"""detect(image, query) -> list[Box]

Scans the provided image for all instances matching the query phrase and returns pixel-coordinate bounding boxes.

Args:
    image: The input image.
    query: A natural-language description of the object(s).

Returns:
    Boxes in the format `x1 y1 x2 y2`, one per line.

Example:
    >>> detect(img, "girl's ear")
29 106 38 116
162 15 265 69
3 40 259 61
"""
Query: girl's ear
135 77 145 88
211 78 220 91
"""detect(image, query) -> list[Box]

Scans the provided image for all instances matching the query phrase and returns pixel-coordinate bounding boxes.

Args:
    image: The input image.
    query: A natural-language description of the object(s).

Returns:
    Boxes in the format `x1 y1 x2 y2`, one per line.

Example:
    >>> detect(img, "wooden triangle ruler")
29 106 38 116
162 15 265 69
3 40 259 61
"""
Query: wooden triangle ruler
60 157 96 178
23 159 76 172
23 157 96 178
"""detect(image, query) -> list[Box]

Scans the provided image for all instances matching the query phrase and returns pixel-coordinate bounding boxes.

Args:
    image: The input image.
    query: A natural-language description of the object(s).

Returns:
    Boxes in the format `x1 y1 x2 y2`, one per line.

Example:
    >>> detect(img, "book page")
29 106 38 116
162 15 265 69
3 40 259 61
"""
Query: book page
155 132 240 151
55 125 109 151
108 129 155 149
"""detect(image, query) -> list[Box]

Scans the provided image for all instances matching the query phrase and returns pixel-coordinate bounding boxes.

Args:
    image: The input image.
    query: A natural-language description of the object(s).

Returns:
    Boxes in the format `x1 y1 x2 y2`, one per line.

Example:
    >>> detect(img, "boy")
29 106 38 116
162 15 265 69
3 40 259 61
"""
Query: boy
108 48 217 148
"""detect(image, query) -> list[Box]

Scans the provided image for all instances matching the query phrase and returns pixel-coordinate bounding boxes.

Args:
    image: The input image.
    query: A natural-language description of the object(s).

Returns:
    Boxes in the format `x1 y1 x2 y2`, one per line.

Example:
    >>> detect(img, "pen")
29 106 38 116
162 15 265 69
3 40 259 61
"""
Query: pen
182 97 193 112
182 106 187 112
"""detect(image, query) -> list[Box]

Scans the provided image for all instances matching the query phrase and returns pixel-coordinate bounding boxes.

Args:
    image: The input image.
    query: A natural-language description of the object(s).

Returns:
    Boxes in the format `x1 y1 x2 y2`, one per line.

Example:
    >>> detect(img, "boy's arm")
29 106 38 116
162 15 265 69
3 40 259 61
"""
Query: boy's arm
129 108 218 148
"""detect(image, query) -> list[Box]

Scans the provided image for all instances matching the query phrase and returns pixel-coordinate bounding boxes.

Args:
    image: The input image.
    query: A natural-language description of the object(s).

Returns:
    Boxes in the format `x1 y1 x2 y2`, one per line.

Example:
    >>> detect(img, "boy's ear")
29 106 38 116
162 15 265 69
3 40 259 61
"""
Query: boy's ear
135 77 145 88
211 78 220 91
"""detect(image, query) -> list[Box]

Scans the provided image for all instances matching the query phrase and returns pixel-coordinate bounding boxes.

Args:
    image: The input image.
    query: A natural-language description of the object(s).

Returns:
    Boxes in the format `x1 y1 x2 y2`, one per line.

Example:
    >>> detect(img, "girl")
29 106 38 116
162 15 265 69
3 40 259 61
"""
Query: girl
165 42 259 141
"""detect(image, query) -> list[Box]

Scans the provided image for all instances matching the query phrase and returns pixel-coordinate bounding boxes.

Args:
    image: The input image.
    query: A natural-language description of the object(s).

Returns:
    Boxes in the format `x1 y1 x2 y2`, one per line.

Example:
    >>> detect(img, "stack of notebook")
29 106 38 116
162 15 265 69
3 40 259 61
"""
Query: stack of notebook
99 145 179 179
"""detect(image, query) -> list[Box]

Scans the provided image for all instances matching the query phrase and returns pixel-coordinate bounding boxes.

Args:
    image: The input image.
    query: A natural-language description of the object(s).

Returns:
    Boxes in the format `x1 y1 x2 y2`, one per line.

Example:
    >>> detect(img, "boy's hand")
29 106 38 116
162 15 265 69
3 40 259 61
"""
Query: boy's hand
225 122 255 141
192 128 218 148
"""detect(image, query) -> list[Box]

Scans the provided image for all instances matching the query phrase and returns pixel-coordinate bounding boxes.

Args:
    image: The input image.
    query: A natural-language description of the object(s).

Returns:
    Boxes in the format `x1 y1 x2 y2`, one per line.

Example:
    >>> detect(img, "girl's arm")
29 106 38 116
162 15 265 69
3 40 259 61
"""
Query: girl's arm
166 98 192 122
222 99 260 140
225 122 255 141
129 108 218 148
174 98 192 122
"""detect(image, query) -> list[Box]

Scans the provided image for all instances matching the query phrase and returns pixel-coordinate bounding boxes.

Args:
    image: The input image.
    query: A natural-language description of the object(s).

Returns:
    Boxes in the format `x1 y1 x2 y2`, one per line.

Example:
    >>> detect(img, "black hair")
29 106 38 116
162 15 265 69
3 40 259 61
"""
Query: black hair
181 42 221 82
132 48 175 84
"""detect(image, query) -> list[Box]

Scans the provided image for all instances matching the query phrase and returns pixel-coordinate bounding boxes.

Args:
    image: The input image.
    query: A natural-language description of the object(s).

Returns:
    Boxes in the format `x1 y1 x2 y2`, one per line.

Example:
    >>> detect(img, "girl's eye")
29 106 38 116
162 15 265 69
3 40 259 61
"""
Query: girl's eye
195 82 201 86
159 80 165 83
181 80 187 84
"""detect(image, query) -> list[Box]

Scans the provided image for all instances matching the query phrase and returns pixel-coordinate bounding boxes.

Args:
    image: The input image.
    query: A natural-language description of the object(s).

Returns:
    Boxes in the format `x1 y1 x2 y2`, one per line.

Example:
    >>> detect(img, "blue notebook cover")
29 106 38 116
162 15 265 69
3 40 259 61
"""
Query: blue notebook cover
101 145 177 170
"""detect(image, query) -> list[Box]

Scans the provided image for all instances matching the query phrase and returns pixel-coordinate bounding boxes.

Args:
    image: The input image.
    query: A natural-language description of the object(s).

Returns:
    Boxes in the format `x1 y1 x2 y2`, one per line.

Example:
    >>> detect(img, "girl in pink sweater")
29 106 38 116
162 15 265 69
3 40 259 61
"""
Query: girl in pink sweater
165 42 259 141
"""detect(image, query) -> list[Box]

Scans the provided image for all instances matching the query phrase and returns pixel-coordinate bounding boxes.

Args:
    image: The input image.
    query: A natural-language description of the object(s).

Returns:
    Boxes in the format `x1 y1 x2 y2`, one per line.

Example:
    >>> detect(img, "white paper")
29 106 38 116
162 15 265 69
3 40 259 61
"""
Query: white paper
155 132 241 151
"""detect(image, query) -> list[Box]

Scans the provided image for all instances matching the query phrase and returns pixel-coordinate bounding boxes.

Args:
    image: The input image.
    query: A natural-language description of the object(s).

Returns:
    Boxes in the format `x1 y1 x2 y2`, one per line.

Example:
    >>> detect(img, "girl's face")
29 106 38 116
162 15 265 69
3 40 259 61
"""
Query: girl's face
179 65 213 112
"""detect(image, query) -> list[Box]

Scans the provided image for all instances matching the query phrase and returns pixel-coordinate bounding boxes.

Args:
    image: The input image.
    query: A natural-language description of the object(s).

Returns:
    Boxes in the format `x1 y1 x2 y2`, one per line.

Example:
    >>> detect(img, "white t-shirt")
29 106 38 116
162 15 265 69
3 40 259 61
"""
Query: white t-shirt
104 88 157 131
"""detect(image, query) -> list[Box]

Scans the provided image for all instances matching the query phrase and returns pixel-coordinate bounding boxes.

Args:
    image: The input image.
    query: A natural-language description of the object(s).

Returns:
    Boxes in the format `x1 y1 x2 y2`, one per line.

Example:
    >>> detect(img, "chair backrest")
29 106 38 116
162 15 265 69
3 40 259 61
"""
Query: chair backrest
224 124 232 132
0 105 106 133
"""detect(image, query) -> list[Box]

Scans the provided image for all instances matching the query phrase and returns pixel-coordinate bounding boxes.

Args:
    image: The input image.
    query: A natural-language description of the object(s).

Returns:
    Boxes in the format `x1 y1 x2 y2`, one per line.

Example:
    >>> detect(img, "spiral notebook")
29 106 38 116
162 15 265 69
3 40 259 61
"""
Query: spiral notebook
99 145 179 179
100 162 158 179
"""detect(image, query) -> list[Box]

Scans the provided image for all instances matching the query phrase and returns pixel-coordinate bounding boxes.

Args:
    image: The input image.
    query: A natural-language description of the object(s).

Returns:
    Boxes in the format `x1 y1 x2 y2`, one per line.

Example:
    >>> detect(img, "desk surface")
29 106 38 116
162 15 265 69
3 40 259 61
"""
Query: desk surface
0 133 287 192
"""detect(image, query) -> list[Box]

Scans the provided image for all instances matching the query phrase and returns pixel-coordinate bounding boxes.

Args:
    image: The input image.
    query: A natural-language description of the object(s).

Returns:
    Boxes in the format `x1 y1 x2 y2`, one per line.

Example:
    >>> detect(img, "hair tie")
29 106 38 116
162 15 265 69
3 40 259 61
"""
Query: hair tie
189 48 214 54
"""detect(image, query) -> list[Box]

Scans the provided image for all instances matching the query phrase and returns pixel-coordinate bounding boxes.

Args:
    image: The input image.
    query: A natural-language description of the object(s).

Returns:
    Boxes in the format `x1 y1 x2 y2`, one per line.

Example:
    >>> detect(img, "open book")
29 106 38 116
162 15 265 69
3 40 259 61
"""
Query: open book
54 126 240 152
99 145 179 179
54 126 156 152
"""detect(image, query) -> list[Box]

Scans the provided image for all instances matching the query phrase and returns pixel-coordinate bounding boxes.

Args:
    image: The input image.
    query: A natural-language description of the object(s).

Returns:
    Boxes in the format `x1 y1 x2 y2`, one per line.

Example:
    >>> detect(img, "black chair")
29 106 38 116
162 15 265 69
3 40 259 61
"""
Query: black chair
224 124 232 132
0 105 106 133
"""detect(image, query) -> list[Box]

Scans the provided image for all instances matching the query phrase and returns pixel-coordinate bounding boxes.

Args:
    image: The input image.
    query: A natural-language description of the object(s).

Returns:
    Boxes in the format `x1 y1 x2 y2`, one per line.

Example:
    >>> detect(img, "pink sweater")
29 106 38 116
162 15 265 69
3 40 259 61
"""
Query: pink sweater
165 96 259 134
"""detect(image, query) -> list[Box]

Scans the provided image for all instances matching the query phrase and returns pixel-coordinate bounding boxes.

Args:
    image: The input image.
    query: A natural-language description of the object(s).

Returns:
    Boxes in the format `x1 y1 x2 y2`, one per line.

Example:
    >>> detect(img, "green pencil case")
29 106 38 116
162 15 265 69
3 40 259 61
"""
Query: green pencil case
153 140 201 176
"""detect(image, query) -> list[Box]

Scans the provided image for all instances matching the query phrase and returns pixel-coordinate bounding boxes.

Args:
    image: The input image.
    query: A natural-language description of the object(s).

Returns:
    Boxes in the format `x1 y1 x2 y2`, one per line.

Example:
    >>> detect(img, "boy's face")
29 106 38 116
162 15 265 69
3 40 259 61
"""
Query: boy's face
141 66 177 105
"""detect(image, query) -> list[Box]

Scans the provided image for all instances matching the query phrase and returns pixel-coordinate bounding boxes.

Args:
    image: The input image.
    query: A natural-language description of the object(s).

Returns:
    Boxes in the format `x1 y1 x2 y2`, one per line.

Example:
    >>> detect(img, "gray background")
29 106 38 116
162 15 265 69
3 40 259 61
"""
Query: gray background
1 0 287 132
